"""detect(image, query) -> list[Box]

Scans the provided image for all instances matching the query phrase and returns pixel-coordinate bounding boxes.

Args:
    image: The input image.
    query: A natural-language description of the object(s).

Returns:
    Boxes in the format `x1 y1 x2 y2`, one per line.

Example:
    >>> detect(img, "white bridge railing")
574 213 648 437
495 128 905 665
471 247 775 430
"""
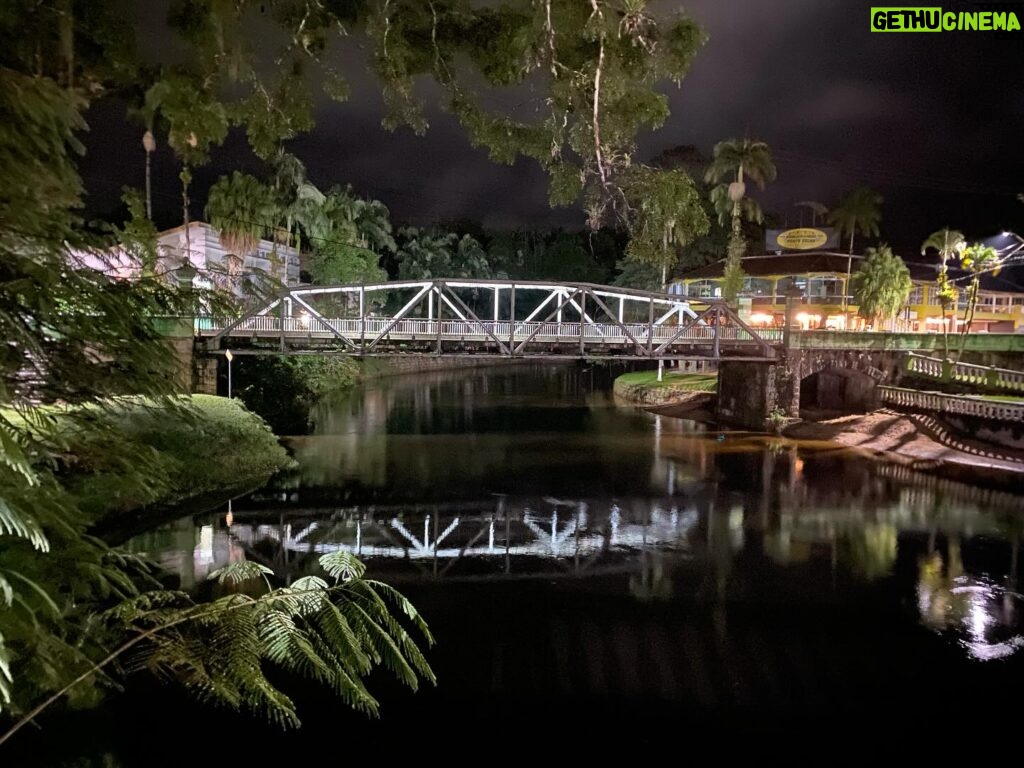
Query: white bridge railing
879 385 1024 422
197 316 783 347
904 353 1024 393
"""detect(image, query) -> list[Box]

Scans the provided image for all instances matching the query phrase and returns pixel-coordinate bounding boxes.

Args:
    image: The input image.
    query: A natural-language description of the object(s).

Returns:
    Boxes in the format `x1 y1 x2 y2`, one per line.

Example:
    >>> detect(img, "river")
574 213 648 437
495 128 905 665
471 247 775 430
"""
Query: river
23 363 1024 761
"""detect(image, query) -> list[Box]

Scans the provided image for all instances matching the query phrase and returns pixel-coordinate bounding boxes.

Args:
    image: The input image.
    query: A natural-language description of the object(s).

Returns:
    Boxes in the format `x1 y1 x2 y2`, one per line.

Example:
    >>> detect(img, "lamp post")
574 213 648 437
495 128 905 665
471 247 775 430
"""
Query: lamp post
225 349 233 399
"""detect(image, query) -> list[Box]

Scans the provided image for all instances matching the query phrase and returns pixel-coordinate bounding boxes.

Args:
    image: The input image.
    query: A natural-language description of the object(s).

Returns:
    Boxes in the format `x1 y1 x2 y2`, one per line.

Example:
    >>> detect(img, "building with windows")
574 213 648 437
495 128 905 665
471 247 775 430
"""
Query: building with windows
74 221 301 298
672 252 1024 332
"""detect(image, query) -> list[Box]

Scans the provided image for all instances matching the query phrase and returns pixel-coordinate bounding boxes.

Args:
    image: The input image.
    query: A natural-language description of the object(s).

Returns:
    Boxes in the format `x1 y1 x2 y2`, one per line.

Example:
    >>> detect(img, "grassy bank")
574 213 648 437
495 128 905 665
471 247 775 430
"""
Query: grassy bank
613 370 718 407
615 371 718 391
235 356 360 434
35 395 293 522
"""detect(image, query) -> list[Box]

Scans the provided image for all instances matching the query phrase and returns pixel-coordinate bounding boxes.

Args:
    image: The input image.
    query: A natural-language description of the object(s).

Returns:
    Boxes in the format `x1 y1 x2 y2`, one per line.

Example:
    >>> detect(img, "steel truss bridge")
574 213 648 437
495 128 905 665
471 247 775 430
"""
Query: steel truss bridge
200 279 779 360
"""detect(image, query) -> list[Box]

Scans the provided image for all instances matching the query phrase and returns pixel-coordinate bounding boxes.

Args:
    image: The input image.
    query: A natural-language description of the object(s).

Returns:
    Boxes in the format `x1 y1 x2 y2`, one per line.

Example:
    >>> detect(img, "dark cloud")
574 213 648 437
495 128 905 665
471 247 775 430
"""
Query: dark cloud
80 0 1024 250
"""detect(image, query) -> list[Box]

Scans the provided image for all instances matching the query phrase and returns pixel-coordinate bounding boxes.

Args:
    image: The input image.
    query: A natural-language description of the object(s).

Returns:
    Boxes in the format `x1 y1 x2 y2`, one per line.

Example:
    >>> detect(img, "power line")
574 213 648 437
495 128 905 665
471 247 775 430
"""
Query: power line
773 149 1021 197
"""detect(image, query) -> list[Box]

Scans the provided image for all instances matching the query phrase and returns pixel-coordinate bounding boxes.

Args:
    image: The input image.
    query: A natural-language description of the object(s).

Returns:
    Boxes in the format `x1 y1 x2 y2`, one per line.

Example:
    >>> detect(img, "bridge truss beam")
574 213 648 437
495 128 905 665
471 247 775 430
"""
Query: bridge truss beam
203 278 777 360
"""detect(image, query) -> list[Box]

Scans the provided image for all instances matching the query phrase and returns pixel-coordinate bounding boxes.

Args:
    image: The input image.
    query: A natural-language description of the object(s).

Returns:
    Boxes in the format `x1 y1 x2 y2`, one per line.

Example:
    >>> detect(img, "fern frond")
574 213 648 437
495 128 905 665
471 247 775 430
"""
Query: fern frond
0 573 12 607
257 609 332 684
244 673 300 729
208 561 274 586
318 551 365 583
102 590 193 624
365 579 436 646
2 569 60 617
0 631 12 712
0 497 49 551
306 630 379 716
350 581 435 682
282 575 330 615
311 601 373 677
340 598 421 690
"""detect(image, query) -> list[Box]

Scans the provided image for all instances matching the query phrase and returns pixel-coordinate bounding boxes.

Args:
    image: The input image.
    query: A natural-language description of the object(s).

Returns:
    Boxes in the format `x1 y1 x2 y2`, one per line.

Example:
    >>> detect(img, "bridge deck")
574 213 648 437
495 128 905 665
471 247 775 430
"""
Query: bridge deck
199 279 784 359
199 315 782 360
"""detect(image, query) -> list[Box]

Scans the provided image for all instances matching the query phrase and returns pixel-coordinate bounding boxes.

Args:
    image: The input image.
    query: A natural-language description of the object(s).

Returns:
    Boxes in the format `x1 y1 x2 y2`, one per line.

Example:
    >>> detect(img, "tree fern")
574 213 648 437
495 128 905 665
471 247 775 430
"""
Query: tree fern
0 554 437 739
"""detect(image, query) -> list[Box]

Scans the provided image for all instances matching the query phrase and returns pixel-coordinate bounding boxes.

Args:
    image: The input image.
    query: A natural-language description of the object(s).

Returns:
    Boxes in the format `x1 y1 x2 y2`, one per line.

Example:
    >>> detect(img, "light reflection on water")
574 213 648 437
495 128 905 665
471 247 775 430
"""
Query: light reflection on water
125 363 1024 663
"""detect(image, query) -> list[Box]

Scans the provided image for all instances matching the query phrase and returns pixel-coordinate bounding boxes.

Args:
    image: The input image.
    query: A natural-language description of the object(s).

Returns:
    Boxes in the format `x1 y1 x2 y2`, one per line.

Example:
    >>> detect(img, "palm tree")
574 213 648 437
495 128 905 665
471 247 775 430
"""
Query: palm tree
795 200 828 227
710 184 764 228
268 149 317 251
829 187 883 255
352 197 397 254
704 138 776 304
851 244 912 330
396 227 457 280
205 172 278 255
921 227 965 358
828 186 883 314
957 243 1001 355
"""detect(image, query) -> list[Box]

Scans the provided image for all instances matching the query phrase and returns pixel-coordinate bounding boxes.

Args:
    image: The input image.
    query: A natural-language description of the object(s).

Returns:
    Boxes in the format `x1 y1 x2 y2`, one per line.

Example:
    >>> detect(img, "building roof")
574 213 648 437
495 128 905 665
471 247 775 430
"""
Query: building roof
677 252 859 280
676 251 1024 294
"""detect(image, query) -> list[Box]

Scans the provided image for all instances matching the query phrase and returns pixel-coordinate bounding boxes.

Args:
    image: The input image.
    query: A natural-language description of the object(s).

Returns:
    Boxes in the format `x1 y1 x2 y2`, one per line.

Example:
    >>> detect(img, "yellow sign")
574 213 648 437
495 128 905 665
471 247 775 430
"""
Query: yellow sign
775 228 830 250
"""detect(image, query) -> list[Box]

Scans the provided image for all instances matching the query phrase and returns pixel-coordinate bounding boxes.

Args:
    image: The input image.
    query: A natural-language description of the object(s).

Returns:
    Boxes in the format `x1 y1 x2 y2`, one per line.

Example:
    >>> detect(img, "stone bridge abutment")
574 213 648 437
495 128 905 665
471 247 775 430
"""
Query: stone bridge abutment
717 348 907 429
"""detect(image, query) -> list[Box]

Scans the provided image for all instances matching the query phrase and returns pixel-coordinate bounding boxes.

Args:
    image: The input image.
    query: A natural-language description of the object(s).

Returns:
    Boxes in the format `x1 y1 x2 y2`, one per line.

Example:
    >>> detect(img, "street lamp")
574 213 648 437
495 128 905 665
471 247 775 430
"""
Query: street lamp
225 349 234 399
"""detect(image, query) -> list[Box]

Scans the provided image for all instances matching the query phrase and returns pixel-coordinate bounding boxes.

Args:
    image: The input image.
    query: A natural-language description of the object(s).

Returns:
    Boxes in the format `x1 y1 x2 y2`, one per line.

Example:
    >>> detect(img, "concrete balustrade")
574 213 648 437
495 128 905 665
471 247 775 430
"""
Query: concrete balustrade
879 385 1024 422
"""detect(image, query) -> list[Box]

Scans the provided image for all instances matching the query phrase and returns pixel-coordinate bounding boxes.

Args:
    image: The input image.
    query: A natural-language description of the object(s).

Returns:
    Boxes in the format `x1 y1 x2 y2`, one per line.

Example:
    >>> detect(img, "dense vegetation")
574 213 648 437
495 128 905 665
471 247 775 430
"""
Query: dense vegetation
0 0 728 741
52 396 293 521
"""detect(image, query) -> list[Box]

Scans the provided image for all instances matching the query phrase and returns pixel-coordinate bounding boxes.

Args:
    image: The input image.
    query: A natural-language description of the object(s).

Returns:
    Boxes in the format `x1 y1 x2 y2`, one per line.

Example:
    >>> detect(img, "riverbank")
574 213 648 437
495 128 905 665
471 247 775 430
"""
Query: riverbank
783 410 1024 475
613 370 717 408
51 395 293 525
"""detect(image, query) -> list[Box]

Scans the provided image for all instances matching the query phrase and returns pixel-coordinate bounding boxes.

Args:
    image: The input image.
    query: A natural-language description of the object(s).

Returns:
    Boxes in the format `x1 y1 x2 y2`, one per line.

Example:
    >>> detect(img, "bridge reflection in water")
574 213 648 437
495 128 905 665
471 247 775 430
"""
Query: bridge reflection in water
129 460 1024 664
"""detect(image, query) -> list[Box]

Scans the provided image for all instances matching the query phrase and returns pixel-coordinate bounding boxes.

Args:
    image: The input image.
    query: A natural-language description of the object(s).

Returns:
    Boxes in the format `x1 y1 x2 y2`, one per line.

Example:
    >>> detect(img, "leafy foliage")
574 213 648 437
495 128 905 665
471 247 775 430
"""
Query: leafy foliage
233 356 361 435
721 233 747 305
57 395 292 521
1 0 722 733
90 553 433 730
921 228 965 356
205 172 279 256
704 138 777 193
851 244 912 328
621 165 708 284
829 187 883 254
958 242 1002 350
704 138 776 304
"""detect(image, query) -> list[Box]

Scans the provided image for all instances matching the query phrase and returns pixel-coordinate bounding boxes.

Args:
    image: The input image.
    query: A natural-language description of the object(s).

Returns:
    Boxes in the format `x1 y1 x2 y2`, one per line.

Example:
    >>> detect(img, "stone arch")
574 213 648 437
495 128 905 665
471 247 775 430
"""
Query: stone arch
797 352 885 413
797 350 889 383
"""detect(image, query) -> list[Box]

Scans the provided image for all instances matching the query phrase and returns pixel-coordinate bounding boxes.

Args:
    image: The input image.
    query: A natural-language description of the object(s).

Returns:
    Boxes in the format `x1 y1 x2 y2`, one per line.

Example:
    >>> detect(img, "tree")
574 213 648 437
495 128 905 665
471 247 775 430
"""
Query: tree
795 200 828 227
829 186 883 315
396 228 457 280
612 257 662 292
0 0 721 732
851 245 912 330
308 244 386 286
352 197 398 254
921 227 965 357
704 138 776 304
958 242 1001 354
205 171 277 255
621 165 708 287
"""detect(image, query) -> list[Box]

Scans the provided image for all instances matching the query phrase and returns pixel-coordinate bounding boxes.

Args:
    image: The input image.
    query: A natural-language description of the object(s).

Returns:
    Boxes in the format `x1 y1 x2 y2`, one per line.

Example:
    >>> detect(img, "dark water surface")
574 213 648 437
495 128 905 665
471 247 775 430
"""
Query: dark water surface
18 364 1024 762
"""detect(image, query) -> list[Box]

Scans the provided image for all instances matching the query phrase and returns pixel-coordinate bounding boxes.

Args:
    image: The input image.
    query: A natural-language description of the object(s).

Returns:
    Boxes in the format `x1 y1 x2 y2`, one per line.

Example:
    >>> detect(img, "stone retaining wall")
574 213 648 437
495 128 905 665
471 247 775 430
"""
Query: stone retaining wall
613 379 714 408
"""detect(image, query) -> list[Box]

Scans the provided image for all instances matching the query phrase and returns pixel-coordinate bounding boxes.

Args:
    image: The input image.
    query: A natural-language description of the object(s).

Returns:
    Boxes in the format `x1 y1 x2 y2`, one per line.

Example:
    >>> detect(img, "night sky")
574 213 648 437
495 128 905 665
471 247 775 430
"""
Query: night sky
79 0 1024 254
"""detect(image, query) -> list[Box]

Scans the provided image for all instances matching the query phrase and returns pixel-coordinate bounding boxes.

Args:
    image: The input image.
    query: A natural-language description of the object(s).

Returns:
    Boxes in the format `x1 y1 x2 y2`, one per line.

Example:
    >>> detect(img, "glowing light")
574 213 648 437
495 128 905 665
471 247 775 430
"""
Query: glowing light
795 312 821 329
825 314 847 330
299 312 311 327
749 312 775 326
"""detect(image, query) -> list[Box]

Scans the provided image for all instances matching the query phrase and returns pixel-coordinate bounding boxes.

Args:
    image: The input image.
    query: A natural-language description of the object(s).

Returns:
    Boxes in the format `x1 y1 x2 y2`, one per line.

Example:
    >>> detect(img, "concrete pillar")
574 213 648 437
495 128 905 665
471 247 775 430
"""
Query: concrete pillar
782 285 804 351
193 354 219 395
